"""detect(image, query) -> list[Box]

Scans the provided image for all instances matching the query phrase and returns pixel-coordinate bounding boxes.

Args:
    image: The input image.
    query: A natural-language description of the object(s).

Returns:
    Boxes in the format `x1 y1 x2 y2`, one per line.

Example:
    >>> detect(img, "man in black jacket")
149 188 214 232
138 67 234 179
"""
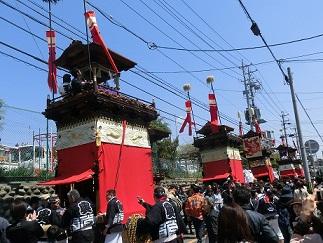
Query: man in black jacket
104 189 124 243
62 189 95 243
137 187 179 243
232 186 279 243
6 200 44 243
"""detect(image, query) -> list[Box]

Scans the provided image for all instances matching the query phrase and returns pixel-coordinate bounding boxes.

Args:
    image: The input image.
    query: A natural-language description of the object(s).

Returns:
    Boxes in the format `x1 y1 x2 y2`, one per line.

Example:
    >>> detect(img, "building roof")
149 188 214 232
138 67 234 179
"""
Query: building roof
55 41 136 83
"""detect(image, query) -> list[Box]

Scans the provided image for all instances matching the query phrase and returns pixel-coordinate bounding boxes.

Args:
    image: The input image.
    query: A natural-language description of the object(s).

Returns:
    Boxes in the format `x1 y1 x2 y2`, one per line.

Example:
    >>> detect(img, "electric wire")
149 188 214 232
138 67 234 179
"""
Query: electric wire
15 2 45 60
237 0 288 82
136 0 242 77
26 0 86 36
2 1 247 129
15 0 86 41
0 16 64 52
116 0 241 81
151 0 240 67
296 95 323 144
0 0 74 41
88 0 288 118
0 49 200 129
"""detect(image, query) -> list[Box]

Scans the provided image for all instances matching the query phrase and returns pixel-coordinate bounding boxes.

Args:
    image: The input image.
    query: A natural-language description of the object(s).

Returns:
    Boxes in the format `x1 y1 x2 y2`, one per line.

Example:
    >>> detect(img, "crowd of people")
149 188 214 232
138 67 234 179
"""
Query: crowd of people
0 178 323 243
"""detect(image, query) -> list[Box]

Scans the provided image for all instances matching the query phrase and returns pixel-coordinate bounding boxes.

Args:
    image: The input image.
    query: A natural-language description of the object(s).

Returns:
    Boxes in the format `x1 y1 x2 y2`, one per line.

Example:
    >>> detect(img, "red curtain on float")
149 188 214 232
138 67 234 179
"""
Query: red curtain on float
38 143 97 191
251 165 275 183
55 143 97 177
97 143 154 219
229 159 245 183
203 159 244 183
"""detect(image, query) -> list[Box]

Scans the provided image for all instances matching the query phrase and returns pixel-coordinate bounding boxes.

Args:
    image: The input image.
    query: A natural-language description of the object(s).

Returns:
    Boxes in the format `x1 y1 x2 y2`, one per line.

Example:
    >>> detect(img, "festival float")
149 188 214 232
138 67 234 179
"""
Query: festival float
242 121 275 183
39 11 161 218
276 144 304 179
192 77 245 183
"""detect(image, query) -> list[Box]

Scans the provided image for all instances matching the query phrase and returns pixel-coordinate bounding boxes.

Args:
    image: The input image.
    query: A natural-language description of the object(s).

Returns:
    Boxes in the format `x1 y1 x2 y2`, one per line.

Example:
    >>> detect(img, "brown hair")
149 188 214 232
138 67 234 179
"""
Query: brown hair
218 202 253 243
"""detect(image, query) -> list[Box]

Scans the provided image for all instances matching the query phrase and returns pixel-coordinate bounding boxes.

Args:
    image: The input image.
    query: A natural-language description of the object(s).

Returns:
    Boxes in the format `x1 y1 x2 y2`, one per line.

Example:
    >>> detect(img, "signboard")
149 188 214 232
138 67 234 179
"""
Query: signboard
305 140 319 154
243 136 262 158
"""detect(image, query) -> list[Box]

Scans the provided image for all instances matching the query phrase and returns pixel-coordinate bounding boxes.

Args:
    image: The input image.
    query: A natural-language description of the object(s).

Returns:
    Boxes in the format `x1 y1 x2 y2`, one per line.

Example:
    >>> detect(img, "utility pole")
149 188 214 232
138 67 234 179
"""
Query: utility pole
241 62 253 131
287 67 311 184
281 112 289 148
292 127 300 155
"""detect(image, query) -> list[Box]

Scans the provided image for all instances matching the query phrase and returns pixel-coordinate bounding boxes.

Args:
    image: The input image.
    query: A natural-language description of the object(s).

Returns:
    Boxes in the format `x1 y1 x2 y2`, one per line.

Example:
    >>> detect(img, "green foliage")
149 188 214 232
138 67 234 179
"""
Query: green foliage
152 137 179 177
149 118 171 133
0 167 33 177
0 167 54 179
270 151 280 169
178 144 200 160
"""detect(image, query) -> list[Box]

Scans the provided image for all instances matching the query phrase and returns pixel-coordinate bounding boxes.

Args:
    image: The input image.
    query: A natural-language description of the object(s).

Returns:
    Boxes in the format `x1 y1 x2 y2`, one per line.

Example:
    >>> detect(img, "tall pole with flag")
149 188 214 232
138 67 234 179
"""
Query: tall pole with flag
206 76 220 133
45 0 57 98
238 112 244 136
179 84 195 136
84 11 119 75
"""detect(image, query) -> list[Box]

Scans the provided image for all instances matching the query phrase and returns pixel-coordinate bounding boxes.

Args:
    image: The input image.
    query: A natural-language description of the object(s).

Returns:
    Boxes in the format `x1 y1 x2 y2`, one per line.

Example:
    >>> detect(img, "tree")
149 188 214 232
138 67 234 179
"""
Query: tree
153 137 179 178
177 144 201 177
149 118 171 134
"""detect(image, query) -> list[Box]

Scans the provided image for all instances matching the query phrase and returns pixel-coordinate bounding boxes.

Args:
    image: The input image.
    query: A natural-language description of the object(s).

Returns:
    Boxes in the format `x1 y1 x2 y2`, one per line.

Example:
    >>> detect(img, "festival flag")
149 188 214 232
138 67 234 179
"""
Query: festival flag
238 112 244 136
85 11 119 74
239 121 244 136
46 30 57 93
254 117 262 134
208 93 219 133
179 100 193 136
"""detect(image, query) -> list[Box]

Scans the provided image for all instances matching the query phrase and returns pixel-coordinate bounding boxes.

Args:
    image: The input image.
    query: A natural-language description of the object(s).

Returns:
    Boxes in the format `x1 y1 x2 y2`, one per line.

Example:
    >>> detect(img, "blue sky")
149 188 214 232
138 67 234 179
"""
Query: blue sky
1 0 323 157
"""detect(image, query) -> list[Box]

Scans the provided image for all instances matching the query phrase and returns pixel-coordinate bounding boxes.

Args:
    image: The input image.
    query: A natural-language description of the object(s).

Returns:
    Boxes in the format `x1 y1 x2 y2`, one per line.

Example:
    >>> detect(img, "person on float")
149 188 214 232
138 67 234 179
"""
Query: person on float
137 187 179 243
103 189 124 243
62 189 95 243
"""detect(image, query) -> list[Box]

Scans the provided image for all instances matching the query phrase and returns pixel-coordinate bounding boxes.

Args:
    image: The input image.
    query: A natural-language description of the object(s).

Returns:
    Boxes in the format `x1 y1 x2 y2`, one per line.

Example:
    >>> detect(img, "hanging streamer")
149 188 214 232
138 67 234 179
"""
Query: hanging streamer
85 11 119 74
179 100 193 136
46 30 57 93
254 117 262 134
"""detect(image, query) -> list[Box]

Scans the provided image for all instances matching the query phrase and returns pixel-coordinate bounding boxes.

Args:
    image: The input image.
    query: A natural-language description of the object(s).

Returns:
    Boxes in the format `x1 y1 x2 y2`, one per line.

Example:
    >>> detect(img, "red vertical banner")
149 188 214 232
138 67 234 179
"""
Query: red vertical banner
254 118 262 134
84 11 119 74
208 93 220 133
208 93 219 125
46 30 57 93
179 100 193 136
239 121 244 136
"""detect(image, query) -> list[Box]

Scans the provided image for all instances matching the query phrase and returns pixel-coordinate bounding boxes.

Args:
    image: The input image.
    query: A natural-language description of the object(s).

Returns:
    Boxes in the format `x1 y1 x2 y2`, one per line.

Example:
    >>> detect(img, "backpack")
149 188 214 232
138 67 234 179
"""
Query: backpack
185 194 205 219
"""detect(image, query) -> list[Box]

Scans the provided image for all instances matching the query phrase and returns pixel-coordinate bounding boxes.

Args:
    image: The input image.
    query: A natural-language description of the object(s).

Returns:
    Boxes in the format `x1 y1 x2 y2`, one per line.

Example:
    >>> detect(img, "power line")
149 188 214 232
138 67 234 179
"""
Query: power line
115 0 242 81
0 0 74 41
0 40 47 65
237 0 288 83
15 0 86 41
296 94 323 144
0 16 64 52
4 1 244 129
26 0 86 36
0 49 47 73
121 78 207 126
152 0 239 67
136 0 241 77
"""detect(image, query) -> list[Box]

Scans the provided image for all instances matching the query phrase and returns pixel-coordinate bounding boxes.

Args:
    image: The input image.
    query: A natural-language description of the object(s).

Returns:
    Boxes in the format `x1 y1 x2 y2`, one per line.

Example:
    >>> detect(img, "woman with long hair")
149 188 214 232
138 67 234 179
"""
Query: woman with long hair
218 202 253 243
